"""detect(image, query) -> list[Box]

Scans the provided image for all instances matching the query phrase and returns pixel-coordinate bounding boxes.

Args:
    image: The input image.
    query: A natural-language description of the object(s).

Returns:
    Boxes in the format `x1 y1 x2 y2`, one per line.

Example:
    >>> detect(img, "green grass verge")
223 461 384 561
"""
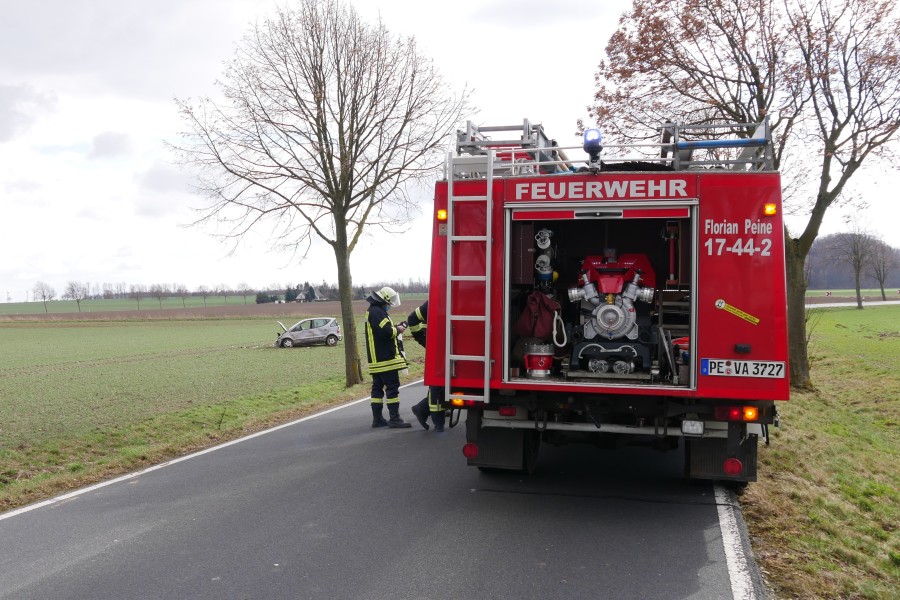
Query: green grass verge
742 305 899 599
0 317 424 511
805 289 897 298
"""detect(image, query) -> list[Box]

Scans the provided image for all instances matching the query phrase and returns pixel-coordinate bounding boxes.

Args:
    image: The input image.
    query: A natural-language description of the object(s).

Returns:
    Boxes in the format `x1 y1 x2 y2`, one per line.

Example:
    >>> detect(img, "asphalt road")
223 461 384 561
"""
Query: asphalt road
0 382 761 600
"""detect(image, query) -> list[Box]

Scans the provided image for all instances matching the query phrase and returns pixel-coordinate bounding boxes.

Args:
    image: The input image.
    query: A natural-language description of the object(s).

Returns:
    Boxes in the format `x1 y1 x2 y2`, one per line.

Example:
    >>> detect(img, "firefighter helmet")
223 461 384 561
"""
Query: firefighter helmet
371 286 401 307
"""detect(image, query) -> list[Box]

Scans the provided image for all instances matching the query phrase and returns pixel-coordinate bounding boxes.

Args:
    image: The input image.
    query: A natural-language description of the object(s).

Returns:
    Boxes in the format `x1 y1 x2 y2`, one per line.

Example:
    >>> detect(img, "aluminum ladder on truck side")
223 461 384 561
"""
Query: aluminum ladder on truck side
444 152 494 405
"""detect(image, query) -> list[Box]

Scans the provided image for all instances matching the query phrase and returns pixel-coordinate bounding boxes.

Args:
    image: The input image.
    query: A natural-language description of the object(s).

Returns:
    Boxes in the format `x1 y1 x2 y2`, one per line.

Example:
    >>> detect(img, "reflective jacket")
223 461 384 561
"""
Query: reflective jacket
407 301 427 348
364 300 408 374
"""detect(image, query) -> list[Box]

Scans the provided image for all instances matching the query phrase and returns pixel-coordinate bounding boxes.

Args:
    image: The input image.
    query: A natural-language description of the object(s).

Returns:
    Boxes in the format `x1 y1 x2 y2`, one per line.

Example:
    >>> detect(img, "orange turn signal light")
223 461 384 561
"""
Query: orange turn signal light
437 209 448 222
714 405 760 422
763 203 777 216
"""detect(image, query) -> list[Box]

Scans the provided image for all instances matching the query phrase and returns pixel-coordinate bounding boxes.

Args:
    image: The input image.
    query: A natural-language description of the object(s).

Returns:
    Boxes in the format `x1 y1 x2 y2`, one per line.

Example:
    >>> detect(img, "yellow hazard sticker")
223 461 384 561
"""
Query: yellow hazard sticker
715 299 760 325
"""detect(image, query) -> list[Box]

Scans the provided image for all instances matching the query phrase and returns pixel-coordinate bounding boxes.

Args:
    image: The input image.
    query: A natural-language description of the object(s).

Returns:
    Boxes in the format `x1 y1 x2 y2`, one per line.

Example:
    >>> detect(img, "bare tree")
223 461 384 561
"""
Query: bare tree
149 283 170 309
32 281 56 313
173 0 469 386
236 282 253 304
196 285 211 307
829 222 876 309
173 283 190 307
129 284 147 310
868 239 899 300
587 0 900 388
215 284 229 304
63 281 89 312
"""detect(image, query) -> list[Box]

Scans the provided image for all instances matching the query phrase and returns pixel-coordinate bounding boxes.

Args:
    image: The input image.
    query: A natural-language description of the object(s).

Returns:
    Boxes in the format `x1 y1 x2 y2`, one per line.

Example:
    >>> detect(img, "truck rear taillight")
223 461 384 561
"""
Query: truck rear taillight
713 406 759 422
462 443 478 459
723 458 744 476
450 396 485 408
498 406 517 417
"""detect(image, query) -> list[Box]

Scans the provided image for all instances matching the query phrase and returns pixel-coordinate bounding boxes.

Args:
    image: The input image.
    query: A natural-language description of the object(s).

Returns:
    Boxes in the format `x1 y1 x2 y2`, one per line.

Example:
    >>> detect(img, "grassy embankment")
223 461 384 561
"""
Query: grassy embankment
0 316 424 512
742 305 899 599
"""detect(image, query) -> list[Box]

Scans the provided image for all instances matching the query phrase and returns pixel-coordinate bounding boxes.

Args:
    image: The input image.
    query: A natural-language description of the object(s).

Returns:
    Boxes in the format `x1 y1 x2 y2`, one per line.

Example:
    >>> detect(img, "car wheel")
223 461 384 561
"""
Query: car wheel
281 338 294 348
325 335 339 346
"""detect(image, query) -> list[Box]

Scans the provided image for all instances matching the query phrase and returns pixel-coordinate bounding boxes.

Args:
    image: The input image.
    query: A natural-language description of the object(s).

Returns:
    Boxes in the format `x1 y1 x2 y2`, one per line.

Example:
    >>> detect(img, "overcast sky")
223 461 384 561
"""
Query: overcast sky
1 0 897 302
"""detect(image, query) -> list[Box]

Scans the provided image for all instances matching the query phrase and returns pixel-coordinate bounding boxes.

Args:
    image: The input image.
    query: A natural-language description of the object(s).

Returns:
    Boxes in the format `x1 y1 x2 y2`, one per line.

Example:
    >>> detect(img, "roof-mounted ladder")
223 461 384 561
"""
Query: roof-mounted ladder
455 119 571 174
659 116 773 171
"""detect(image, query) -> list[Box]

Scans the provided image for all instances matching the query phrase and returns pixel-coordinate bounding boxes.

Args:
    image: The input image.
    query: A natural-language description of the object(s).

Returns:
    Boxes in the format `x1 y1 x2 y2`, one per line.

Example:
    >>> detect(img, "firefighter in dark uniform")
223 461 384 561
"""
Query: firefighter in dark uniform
407 301 446 432
365 286 411 428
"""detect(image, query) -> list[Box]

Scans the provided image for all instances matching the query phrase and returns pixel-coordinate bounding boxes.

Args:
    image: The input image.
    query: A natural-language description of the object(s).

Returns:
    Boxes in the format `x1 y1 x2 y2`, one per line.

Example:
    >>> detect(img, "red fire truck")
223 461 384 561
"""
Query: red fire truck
425 118 789 483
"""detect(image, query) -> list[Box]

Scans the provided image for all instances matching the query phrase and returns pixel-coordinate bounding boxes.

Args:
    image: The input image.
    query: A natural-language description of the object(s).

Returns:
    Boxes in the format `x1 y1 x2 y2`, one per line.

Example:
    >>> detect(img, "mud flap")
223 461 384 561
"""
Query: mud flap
466 411 538 472
685 434 758 482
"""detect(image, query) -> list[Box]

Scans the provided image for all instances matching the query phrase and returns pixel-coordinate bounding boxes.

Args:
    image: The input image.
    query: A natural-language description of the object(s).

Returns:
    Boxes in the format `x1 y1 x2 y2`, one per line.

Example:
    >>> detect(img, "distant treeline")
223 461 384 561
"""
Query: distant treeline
28 279 429 303
254 280 429 303
806 234 900 289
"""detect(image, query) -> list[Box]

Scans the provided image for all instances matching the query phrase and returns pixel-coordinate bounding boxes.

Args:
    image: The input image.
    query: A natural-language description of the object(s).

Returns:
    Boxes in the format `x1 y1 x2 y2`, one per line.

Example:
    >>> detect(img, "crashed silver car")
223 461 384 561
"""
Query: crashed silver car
275 317 342 348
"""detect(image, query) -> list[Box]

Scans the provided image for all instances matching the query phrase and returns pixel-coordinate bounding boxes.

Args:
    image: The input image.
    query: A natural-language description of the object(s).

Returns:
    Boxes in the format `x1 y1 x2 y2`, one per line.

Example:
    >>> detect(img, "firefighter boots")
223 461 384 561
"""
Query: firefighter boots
431 409 446 433
387 403 412 428
371 403 388 428
411 397 430 430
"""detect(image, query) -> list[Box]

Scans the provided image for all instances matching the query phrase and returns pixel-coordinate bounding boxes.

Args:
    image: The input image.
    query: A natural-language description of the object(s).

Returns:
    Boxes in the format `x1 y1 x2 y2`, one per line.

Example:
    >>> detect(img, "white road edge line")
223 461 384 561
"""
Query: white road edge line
0 380 424 522
715 485 756 600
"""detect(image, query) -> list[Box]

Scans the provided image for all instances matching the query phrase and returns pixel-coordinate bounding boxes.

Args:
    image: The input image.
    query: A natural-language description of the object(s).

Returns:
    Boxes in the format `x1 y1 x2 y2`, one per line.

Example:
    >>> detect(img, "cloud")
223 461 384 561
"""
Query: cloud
466 0 612 27
132 162 198 217
0 84 57 142
2 179 41 193
136 162 195 194
88 132 133 159
0 1 262 101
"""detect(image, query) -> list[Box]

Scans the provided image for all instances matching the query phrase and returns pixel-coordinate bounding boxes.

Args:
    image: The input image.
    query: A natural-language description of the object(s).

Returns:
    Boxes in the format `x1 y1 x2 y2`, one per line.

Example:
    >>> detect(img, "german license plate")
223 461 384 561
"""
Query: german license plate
701 359 786 378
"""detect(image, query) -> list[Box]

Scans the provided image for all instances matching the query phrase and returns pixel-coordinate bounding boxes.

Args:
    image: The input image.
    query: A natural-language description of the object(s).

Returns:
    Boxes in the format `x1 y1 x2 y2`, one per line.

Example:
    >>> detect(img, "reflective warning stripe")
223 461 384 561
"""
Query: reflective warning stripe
368 356 407 373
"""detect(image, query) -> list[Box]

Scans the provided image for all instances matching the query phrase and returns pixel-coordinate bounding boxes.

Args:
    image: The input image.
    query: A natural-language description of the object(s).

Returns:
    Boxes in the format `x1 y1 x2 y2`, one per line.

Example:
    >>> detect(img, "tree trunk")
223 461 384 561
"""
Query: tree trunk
333 235 363 387
785 237 812 390
854 270 863 309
